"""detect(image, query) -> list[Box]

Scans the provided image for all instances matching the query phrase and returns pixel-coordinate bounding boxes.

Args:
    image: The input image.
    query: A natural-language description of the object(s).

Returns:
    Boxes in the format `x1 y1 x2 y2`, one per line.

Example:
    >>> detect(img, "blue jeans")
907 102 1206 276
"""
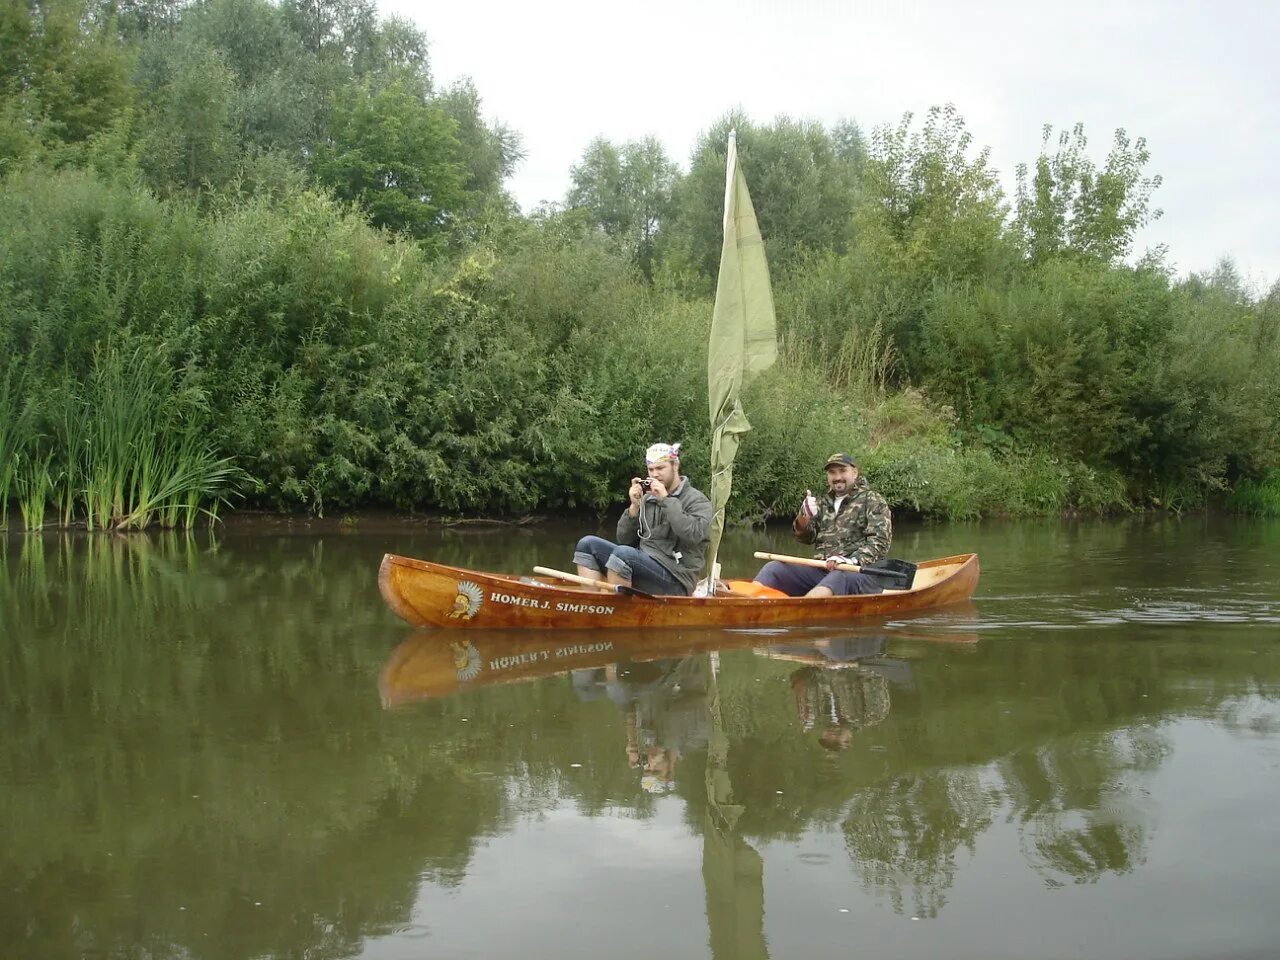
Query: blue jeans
573 536 688 595
754 561 884 597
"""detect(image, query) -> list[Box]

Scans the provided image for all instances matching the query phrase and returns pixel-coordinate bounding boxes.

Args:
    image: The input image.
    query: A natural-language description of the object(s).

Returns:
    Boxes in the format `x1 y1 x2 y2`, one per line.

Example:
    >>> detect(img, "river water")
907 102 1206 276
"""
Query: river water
2 515 1278 960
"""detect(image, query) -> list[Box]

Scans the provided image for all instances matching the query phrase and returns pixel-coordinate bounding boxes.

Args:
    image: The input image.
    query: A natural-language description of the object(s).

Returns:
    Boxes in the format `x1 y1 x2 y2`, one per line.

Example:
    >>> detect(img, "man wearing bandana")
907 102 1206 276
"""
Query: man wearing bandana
754 452 892 596
572 442 713 596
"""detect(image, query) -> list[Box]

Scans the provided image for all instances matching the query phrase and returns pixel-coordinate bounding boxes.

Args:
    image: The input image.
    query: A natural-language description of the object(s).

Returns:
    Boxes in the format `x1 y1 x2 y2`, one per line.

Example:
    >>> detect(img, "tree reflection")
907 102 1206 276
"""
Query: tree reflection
5 531 1277 954
1003 727 1166 885
0 535 577 958
842 770 993 917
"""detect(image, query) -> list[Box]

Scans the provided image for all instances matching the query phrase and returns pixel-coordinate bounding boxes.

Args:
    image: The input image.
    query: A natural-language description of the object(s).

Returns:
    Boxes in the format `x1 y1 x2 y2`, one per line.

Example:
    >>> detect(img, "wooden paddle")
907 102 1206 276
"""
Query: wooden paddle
531 566 661 599
752 552 917 589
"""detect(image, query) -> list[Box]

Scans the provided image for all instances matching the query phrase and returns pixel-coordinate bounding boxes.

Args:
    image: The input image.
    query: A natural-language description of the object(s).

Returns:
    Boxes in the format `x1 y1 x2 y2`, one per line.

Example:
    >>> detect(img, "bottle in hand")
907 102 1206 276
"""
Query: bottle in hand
801 489 818 519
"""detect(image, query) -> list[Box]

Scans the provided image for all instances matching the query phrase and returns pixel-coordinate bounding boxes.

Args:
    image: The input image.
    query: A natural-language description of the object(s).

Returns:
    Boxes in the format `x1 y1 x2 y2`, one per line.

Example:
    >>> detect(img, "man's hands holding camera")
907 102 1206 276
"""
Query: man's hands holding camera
629 477 668 506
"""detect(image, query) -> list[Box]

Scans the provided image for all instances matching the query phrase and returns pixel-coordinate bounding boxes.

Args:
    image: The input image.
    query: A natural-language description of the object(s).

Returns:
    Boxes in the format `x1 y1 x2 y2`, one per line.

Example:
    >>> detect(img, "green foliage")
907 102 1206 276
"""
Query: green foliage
71 344 245 530
857 104 1013 287
2 341 245 530
438 79 524 204
136 37 238 190
565 134 678 278
0 0 135 149
178 0 322 163
1014 124 1163 265
661 111 863 290
1150 262 1280 487
917 261 1177 466
863 440 1128 520
835 105 1020 377
311 76 468 244
0 166 201 369
1 0 1274 526
14 447 55 530
0 363 34 528
774 250 898 397
1228 473 1280 516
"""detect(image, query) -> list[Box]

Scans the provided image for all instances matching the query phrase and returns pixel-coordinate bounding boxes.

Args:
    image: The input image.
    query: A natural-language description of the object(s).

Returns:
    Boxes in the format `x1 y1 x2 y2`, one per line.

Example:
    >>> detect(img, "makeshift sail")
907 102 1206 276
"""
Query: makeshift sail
704 133 777 583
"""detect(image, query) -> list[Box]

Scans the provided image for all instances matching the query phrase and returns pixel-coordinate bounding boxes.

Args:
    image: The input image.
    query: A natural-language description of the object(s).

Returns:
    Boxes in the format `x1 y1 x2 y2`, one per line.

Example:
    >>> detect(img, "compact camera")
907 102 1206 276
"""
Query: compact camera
639 478 654 492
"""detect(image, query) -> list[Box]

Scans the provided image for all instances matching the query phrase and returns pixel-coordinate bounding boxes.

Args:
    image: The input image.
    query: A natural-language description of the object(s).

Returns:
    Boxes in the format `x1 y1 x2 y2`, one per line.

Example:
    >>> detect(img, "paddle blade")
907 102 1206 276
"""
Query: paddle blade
860 559 917 590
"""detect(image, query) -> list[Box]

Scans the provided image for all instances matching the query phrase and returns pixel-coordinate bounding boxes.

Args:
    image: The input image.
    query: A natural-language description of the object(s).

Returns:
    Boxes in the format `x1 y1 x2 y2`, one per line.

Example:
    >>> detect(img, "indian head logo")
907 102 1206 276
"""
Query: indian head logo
447 580 484 620
449 639 482 681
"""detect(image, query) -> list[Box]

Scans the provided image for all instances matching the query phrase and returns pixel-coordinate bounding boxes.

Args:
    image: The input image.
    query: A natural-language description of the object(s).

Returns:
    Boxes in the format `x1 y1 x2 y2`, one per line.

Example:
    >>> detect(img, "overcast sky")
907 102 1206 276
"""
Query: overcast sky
383 0 1279 290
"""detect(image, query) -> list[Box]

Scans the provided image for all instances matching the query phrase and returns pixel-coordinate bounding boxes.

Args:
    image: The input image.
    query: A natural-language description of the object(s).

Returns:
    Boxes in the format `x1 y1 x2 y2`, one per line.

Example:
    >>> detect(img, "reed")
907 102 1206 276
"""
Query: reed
16 452 55 532
80 347 146 530
16 347 247 532
56 396 87 527
1229 474 1280 516
833 320 897 401
118 432 243 531
0 367 34 530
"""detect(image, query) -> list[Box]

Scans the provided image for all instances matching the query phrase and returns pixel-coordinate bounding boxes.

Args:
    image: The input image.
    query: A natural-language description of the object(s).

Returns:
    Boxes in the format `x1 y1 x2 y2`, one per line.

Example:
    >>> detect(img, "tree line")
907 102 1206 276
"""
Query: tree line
2 0 1277 528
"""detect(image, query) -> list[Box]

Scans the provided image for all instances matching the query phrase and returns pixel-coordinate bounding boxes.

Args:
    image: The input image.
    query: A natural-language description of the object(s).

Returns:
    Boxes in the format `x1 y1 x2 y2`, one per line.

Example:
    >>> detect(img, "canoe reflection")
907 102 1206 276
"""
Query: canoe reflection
379 627 759 707
376 615 984 953
378 612 978 709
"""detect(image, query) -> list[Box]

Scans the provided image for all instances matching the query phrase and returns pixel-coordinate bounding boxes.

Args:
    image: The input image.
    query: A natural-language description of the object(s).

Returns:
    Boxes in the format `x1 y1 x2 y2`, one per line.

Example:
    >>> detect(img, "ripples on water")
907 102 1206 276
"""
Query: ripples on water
978 582 1280 628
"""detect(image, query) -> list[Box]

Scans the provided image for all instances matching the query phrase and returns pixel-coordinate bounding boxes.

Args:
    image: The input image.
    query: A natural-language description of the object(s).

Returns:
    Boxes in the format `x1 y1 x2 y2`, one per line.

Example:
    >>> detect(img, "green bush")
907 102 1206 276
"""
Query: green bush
1228 474 1280 517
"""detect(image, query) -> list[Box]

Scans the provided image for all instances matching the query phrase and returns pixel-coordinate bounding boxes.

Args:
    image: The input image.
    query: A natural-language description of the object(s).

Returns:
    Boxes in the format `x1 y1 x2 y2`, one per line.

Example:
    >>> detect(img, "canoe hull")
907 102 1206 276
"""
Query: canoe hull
378 552 980 630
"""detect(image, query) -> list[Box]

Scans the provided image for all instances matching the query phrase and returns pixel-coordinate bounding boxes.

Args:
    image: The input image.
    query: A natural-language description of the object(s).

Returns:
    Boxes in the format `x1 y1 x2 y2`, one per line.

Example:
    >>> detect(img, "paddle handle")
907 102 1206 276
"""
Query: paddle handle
532 566 619 592
753 551 864 573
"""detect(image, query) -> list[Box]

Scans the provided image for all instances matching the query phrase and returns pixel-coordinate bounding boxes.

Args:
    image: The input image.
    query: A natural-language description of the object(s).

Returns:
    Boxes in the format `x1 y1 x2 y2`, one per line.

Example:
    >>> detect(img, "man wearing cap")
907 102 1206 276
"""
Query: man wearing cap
753 453 892 597
572 442 713 596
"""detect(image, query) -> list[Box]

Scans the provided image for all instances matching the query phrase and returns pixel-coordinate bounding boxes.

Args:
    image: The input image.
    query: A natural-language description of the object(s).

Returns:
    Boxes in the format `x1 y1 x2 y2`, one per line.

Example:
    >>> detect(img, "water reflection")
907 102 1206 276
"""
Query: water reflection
704 654 768 960
377 618 986 943
1004 726 1164 886
4 522 1280 959
380 627 761 706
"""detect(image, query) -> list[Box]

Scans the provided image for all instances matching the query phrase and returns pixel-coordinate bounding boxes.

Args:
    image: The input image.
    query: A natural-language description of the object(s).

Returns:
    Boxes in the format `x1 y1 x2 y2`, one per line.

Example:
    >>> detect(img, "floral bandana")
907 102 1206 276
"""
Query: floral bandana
645 442 681 466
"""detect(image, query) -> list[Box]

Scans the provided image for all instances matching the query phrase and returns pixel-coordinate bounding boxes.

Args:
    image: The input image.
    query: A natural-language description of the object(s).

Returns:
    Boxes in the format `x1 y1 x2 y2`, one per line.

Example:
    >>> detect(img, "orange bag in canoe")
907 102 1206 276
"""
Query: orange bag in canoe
720 580 788 599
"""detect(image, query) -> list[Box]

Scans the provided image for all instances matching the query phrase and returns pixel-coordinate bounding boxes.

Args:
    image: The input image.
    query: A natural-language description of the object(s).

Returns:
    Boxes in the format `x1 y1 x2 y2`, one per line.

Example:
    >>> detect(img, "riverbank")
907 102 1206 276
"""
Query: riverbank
7 494 1272 546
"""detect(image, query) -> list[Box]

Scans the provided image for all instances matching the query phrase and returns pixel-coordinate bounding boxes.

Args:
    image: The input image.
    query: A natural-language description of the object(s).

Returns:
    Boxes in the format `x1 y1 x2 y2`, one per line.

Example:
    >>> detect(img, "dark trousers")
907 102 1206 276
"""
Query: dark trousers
754 561 884 597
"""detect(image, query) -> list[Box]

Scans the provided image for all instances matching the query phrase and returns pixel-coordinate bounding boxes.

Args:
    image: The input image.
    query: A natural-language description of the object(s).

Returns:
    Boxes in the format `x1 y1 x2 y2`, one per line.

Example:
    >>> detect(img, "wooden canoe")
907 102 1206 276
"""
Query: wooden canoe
378 552 979 630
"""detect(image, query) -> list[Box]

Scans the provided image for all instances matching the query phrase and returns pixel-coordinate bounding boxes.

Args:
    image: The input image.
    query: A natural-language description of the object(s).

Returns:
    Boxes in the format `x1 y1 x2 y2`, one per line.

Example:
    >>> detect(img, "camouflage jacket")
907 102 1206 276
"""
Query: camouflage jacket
793 475 892 566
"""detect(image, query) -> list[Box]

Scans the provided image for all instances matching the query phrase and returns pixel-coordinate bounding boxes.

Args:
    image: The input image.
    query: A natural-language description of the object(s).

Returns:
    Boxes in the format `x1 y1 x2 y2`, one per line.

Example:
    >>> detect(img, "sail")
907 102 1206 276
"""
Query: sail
705 133 777 581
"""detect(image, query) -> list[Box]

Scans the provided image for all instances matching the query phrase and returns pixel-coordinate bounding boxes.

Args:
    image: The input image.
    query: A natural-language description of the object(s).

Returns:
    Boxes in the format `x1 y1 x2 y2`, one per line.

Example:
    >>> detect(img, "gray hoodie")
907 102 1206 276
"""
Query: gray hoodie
616 478 713 594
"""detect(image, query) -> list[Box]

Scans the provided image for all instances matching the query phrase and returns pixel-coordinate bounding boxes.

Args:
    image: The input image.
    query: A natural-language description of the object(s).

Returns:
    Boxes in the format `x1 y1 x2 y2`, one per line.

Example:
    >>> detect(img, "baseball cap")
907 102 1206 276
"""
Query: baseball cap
824 453 858 469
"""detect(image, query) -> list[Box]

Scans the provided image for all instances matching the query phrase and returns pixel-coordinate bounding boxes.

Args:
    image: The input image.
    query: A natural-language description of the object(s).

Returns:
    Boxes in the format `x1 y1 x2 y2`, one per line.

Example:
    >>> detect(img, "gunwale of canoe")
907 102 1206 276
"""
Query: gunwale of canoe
378 552 979 630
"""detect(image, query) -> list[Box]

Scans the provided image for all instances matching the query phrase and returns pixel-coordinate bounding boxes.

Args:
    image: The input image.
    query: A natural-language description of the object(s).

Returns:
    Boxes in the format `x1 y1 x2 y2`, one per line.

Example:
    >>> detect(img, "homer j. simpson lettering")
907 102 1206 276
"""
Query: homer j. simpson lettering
488 590 616 616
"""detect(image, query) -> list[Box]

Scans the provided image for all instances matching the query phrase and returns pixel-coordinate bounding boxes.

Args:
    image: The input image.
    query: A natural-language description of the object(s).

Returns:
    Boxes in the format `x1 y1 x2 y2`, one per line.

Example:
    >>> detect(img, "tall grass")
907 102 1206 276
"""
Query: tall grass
73 346 246 531
3 348 246 532
0 366 33 529
1229 474 1280 516
16 452 55 531
56 396 87 527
